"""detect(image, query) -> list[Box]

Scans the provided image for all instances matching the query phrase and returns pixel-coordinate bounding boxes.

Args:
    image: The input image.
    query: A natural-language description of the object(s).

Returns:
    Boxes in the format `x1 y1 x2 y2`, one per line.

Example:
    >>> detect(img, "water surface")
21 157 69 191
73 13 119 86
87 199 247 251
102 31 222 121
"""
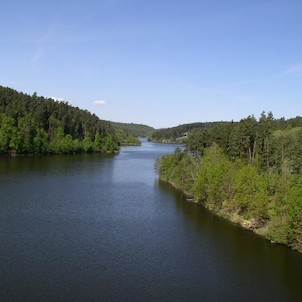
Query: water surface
0 141 302 301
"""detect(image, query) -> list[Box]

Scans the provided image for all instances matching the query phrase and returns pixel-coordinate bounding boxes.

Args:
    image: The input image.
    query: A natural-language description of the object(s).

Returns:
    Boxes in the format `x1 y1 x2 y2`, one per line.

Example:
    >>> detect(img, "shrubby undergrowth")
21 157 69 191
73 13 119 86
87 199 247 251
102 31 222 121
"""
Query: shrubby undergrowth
157 112 302 252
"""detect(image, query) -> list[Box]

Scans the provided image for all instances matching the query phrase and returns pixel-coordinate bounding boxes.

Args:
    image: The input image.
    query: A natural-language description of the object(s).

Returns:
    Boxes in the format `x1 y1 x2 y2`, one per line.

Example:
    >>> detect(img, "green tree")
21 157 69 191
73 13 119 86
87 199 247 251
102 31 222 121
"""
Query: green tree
287 178 302 249
94 132 103 151
33 127 48 153
82 137 94 152
0 114 18 153
233 165 268 220
193 144 232 210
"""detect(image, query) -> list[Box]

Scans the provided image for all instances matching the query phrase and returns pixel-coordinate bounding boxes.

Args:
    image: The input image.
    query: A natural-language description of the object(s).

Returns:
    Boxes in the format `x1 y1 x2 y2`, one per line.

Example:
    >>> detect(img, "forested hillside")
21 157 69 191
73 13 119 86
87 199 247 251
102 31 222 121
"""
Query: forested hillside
109 121 154 146
110 121 155 137
113 127 141 146
157 112 302 252
0 86 119 154
149 121 229 143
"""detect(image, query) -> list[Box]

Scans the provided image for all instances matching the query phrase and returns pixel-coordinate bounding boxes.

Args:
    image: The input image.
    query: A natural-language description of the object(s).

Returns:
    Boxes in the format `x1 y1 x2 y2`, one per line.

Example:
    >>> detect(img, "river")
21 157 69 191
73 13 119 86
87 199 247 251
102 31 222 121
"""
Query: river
0 140 302 301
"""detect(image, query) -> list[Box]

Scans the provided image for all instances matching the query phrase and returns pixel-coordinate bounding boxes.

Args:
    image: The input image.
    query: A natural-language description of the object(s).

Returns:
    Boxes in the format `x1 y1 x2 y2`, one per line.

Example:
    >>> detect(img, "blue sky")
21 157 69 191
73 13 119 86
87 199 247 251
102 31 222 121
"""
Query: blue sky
1 0 302 128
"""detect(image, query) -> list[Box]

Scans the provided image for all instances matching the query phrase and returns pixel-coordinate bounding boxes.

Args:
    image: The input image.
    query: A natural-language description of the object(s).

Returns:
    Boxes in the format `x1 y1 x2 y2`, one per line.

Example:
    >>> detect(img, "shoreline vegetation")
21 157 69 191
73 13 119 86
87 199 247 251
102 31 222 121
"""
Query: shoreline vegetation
157 112 302 253
111 121 154 147
1 85 302 253
0 86 120 155
149 121 229 144
0 86 149 155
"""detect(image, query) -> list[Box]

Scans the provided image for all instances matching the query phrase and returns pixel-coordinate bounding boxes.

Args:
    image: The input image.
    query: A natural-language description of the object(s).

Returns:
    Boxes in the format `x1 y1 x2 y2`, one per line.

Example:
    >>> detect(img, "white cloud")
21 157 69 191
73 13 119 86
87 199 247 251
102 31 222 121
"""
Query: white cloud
94 99 106 105
286 64 302 73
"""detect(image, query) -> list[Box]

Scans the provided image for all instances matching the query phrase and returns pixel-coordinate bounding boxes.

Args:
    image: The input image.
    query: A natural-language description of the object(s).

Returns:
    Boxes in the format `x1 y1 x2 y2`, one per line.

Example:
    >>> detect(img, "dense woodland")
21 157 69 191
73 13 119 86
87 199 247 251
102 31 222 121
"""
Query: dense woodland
111 121 154 138
149 121 229 143
2 85 301 252
0 86 119 154
157 112 302 252
110 122 155 146
113 127 141 146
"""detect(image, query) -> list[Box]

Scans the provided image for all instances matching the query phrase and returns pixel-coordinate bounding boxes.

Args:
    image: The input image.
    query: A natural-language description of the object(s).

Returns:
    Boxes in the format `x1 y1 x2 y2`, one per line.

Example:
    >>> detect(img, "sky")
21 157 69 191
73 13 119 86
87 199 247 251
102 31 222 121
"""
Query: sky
0 0 302 128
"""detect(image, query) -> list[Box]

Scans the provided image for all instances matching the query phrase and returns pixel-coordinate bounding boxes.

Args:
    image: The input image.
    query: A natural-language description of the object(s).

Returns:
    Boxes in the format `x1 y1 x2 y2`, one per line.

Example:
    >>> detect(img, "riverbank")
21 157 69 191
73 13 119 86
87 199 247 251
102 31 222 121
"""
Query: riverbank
160 177 302 253
2 140 302 301
156 146 302 254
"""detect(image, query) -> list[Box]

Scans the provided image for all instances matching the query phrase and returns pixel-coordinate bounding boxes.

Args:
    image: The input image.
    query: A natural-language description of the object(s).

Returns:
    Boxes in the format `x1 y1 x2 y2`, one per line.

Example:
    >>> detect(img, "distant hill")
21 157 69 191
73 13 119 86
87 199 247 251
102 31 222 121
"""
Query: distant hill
149 121 230 143
151 116 302 145
0 86 119 154
110 121 155 137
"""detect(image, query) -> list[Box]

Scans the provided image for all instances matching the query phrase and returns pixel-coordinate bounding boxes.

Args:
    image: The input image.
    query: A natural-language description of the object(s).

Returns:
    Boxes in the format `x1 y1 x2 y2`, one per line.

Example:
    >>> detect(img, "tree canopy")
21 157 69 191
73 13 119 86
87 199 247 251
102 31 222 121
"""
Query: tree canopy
109 122 156 146
0 86 119 154
110 121 155 138
149 121 230 143
157 112 302 253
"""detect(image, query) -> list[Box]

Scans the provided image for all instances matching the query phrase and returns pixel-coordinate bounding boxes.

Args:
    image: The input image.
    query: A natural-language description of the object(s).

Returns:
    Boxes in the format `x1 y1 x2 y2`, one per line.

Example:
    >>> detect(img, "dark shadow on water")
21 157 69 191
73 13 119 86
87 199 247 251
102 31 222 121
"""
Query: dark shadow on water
158 179 302 301
1 144 302 302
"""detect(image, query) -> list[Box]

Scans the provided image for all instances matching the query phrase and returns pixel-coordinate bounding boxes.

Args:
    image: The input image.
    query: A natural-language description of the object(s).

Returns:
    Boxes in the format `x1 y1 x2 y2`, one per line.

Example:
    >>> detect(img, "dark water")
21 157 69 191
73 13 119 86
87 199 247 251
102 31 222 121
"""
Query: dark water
0 140 302 302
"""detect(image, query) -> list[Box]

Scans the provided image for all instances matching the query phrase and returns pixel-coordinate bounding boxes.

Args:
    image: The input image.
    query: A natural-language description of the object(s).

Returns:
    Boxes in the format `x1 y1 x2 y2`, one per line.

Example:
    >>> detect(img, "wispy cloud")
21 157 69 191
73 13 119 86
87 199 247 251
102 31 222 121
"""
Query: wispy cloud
286 64 302 73
31 47 42 70
31 24 77 70
221 74 286 89
31 24 57 70
94 99 106 105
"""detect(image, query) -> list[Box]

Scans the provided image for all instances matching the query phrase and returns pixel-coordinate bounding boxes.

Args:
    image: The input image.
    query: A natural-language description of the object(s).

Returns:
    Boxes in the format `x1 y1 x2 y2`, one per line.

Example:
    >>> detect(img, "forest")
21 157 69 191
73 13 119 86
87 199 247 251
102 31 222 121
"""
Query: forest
110 122 155 146
157 112 302 252
110 121 154 138
0 86 120 154
149 121 229 143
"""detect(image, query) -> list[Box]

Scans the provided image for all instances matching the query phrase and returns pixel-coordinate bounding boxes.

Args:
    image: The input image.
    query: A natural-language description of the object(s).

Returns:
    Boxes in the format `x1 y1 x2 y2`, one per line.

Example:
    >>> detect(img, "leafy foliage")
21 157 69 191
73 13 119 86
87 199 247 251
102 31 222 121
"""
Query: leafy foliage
113 127 141 146
110 121 155 137
109 121 156 146
157 112 302 252
150 122 229 143
0 86 119 154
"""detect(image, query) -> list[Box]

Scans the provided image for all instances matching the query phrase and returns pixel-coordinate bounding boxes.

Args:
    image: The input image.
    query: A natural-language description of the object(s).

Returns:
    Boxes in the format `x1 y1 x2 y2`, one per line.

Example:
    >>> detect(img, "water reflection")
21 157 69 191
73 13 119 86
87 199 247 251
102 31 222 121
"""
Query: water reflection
158 179 302 301
0 143 301 302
